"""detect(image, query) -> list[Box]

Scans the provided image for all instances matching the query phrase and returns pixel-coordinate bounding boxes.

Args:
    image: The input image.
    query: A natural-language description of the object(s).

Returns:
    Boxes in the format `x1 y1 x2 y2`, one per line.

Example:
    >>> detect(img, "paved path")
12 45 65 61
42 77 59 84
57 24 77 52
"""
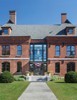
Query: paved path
18 82 57 100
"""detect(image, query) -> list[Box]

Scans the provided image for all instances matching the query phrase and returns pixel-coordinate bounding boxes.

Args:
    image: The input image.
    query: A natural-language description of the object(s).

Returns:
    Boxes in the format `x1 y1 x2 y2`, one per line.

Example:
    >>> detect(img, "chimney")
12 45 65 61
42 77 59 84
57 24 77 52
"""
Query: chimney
61 13 67 24
9 10 16 24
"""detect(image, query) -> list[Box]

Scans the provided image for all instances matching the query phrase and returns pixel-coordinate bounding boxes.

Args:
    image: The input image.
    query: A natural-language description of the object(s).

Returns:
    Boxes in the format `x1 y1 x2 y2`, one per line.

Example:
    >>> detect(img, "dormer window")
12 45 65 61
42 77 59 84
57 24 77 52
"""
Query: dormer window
68 29 73 34
1 26 12 35
3 29 8 34
66 26 75 35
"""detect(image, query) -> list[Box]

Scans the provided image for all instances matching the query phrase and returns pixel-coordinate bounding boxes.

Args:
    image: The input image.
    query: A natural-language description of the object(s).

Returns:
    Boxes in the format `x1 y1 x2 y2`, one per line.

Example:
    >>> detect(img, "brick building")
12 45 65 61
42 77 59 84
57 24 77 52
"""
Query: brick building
0 11 77 76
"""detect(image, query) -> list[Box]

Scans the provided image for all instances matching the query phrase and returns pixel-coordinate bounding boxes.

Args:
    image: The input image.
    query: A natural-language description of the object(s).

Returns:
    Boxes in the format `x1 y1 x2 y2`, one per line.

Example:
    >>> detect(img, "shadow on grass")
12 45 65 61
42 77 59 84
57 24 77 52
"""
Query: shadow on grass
55 81 77 84
55 81 65 83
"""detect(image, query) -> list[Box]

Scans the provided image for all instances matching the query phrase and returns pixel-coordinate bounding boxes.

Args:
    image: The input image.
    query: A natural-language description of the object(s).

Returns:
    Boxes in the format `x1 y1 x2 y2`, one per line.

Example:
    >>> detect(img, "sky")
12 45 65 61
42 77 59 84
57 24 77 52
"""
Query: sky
0 0 77 25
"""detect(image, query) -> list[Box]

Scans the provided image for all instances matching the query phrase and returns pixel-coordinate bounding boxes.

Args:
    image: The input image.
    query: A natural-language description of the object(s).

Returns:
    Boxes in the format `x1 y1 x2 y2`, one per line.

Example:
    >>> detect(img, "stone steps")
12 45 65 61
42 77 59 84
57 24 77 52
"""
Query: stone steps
26 75 51 82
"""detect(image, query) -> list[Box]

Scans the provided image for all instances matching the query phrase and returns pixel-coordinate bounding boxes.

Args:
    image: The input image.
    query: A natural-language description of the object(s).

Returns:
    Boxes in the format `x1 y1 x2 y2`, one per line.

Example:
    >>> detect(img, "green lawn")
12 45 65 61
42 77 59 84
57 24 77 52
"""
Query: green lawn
47 80 77 100
0 81 29 100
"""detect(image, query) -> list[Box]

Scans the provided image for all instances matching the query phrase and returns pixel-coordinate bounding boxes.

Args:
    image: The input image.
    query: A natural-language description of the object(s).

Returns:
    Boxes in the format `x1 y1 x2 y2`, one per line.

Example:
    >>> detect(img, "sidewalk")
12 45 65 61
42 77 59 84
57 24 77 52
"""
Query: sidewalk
18 82 57 100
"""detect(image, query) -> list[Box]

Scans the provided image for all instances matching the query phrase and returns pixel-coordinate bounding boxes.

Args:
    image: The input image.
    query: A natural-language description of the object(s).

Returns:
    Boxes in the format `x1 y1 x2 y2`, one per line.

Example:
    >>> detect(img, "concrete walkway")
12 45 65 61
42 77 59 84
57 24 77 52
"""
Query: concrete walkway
18 82 57 100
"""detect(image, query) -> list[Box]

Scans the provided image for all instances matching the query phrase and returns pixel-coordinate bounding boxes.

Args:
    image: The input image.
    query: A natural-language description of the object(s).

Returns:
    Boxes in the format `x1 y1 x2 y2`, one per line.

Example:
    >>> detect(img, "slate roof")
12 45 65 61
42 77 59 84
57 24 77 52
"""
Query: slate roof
0 23 76 39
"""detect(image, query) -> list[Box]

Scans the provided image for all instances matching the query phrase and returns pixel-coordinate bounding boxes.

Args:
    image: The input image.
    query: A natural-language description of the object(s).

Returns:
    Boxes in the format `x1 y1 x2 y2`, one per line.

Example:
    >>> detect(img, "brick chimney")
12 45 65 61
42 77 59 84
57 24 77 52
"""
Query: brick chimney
9 10 16 24
61 13 67 24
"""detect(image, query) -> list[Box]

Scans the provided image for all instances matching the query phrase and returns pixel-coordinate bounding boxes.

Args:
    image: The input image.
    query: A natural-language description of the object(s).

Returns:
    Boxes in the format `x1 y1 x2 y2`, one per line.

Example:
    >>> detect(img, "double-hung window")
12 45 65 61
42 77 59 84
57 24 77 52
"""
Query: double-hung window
66 46 75 56
55 46 60 56
55 63 60 73
2 45 10 55
17 62 22 72
17 45 22 55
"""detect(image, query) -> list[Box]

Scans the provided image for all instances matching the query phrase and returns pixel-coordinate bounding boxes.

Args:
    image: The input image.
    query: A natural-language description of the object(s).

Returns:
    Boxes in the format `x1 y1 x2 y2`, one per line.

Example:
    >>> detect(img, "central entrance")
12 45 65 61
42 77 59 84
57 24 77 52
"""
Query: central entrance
30 63 47 75
30 44 47 75
34 63 42 75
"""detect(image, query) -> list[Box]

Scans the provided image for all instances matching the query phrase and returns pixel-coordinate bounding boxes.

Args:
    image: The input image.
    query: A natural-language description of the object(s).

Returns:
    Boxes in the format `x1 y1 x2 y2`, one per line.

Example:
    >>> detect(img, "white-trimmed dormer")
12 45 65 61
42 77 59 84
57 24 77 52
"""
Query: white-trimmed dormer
66 26 75 35
1 26 12 36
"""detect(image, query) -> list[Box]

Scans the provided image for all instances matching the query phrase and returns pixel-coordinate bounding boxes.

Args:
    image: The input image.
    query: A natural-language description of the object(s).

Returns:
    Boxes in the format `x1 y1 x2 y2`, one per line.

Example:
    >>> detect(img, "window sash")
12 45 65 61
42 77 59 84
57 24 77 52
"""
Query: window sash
17 62 22 72
55 63 60 73
2 46 10 55
67 46 75 56
55 46 60 56
2 62 10 72
30 44 47 61
17 46 22 55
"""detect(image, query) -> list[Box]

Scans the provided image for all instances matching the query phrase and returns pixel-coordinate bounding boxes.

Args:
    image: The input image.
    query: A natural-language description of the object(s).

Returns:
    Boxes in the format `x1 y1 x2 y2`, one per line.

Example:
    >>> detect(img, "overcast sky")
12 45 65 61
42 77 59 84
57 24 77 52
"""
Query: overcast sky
0 0 77 25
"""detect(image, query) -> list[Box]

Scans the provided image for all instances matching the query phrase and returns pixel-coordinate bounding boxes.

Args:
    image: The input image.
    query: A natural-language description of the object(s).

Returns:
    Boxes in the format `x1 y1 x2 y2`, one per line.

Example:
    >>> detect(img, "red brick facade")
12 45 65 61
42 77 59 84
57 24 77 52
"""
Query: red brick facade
47 36 77 76
0 36 30 75
0 36 77 76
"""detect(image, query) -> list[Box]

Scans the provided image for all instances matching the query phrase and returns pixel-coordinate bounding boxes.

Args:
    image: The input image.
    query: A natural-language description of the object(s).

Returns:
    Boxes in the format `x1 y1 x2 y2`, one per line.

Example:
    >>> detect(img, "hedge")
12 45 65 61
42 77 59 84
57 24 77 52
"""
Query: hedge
0 71 14 83
65 71 77 83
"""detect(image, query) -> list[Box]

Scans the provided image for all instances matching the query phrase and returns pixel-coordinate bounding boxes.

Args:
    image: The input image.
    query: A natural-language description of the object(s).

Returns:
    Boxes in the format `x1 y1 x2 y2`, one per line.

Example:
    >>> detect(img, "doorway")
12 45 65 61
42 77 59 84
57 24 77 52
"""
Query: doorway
30 63 47 75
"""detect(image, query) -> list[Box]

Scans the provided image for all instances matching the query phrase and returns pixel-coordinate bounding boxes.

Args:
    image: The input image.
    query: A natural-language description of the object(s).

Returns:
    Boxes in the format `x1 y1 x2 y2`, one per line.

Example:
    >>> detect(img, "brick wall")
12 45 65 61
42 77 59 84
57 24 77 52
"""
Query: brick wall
0 36 77 76
47 36 77 76
0 36 30 74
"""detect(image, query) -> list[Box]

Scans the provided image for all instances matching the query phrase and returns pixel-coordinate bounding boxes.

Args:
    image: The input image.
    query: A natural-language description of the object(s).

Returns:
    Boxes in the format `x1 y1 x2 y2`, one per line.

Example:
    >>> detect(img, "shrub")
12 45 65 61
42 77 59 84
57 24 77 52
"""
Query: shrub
14 77 25 81
14 75 26 81
19 75 26 79
65 71 77 83
0 71 14 83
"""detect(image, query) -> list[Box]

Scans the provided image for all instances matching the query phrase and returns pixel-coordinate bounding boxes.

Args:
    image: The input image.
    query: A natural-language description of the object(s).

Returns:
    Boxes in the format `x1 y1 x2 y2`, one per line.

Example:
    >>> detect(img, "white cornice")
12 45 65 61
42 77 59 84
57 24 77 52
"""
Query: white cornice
48 58 77 61
0 58 29 60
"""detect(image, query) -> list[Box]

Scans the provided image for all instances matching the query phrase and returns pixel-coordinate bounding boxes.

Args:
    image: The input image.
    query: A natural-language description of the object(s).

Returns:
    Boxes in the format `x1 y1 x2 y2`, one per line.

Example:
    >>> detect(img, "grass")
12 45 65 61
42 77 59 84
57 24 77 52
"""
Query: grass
0 81 29 100
47 79 77 100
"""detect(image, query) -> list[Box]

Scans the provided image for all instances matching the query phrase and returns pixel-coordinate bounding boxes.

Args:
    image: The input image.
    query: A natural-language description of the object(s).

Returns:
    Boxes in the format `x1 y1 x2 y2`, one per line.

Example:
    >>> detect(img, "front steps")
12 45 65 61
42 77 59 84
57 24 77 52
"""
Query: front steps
26 75 51 82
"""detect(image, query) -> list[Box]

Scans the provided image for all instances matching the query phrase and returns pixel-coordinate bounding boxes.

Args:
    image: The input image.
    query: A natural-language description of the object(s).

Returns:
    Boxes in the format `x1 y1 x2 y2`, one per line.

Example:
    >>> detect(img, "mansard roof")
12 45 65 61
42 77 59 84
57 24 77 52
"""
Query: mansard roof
0 23 76 39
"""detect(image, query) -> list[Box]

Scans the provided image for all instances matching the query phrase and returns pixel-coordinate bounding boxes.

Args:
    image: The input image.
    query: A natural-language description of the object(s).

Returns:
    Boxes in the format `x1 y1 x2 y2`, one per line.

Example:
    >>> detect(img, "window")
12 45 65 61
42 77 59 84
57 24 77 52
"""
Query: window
2 45 10 55
42 64 47 72
55 63 60 73
34 45 42 61
30 44 47 61
30 45 34 61
17 62 22 72
55 46 60 56
17 45 22 55
67 62 75 72
2 62 10 72
66 46 75 56
30 64 34 72
68 29 73 34
3 29 8 34
43 45 47 61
